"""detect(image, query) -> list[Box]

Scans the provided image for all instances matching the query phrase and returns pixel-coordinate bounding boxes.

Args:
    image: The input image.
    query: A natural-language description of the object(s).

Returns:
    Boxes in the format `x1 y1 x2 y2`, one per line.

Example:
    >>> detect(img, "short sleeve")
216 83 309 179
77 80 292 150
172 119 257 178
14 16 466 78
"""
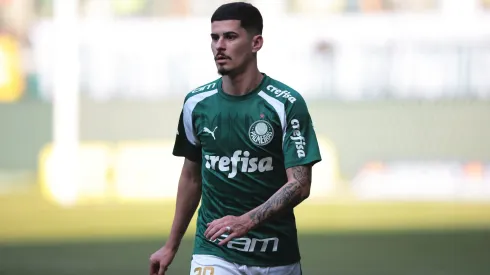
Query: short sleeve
282 97 322 169
172 110 201 162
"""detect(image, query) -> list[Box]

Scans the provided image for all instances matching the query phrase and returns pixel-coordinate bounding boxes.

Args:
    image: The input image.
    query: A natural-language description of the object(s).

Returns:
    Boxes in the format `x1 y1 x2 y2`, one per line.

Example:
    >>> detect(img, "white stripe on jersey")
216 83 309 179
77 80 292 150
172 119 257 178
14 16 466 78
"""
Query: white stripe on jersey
183 89 218 145
258 91 287 142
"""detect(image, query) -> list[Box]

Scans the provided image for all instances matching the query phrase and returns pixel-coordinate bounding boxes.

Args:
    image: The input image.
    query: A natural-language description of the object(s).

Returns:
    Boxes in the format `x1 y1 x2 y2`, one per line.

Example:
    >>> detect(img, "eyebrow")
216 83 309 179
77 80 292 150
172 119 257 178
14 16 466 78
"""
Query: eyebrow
210 31 239 36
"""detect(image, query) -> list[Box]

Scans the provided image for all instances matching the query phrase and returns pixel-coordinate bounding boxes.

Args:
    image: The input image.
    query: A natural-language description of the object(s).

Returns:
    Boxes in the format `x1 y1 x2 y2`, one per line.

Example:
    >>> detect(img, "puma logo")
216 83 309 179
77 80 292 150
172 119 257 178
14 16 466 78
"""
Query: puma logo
203 126 218 140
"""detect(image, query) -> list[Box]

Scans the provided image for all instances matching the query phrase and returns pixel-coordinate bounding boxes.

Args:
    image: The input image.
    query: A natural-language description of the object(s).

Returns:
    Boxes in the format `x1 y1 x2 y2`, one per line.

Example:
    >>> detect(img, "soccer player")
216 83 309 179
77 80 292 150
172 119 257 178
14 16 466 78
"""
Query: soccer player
149 2 322 275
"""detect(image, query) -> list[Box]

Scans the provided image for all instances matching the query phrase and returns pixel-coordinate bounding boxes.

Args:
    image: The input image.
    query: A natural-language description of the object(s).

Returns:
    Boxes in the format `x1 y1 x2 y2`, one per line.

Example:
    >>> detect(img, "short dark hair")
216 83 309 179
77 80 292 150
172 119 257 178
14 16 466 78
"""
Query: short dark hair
211 2 263 35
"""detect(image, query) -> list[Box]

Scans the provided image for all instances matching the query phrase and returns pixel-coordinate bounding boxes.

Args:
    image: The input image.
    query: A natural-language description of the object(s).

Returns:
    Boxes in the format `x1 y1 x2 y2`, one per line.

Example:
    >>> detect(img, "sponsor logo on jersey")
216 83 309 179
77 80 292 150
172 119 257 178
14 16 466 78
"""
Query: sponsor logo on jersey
249 120 274 146
203 126 218 140
266 85 297 103
290 119 306 158
213 234 279 253
191 82 216 93
204 150 273 178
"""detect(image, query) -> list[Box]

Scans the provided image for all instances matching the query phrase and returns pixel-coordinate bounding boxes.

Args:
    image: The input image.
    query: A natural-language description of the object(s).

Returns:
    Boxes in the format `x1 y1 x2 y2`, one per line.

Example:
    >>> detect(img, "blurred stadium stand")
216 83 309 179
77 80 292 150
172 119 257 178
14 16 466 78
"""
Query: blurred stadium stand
1 0 489 101
1 0 490 101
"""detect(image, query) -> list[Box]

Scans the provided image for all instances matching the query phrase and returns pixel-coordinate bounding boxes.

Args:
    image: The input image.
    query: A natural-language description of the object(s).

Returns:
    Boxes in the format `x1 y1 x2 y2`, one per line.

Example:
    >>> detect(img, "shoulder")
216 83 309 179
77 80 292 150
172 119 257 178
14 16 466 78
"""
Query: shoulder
262 75 306 106
183 78 220 103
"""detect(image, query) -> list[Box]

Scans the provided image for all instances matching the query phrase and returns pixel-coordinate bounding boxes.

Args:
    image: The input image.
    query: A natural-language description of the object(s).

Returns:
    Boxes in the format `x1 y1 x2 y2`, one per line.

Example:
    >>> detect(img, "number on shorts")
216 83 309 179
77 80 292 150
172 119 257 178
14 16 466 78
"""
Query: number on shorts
194 266 215 275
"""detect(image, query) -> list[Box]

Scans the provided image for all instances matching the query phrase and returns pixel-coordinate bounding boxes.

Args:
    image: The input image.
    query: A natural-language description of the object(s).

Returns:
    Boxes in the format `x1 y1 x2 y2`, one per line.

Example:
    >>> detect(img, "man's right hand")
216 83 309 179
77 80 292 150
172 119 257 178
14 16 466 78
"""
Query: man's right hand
149 245 178 275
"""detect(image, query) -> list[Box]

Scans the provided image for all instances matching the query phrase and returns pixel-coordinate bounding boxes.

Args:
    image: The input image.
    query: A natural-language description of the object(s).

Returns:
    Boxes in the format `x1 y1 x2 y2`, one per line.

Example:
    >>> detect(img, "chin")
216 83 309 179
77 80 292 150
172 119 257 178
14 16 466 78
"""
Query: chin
217 68 231 76
218 70 231 76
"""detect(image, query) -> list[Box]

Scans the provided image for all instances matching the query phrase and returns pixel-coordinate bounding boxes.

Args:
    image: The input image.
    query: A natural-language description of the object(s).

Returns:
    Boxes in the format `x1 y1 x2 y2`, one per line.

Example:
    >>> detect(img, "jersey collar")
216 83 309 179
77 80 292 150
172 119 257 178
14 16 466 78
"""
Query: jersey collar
217 73 269 101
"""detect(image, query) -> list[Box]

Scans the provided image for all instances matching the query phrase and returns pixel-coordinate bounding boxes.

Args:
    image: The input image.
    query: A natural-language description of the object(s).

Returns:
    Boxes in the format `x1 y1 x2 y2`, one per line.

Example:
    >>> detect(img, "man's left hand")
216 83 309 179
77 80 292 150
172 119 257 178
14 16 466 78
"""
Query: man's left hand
204 215 253 246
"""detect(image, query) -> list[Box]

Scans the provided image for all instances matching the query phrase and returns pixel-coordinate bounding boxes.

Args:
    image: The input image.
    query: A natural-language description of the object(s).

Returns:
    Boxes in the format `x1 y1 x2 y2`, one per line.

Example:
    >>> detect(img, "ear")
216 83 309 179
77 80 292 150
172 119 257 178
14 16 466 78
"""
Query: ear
251 35 263 53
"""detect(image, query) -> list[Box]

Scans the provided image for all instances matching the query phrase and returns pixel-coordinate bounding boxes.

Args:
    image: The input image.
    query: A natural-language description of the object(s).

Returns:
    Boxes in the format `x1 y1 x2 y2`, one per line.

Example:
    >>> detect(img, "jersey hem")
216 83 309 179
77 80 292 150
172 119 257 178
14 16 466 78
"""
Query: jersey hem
284 158 322 170
172 151 201 162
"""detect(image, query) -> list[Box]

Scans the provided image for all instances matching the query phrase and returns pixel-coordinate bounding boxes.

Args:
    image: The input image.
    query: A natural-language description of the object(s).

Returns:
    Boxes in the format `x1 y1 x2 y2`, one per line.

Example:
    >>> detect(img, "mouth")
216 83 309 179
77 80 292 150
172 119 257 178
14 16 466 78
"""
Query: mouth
215 55 230 63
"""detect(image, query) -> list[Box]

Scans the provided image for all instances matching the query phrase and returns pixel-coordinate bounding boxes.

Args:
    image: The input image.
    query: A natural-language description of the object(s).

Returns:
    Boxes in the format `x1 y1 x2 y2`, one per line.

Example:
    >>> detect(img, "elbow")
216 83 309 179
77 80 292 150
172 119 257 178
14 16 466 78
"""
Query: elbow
178 173 202 193
302 189 310 200
301 184 311 200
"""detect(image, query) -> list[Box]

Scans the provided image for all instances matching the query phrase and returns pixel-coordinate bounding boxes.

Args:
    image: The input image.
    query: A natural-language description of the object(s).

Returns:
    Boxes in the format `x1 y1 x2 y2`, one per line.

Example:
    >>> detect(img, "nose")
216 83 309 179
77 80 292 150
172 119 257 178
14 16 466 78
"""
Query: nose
215 37 226 51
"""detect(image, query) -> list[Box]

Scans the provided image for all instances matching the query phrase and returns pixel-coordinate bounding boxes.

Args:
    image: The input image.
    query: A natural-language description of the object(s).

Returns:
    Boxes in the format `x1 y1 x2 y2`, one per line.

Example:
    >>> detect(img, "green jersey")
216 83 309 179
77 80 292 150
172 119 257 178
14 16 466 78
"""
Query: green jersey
172 73 322 267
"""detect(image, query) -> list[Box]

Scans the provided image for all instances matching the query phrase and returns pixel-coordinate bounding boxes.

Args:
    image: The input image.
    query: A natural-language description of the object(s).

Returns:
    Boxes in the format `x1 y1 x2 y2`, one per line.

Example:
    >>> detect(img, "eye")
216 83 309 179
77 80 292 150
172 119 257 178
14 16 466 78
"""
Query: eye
224 34 237 40
210 34 219 41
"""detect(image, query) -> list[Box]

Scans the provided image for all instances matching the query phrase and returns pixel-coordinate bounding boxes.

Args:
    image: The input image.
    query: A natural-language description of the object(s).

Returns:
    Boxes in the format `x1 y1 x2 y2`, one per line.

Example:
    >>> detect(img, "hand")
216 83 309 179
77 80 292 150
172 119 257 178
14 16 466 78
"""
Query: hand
149 245 178 275
204 215 253 246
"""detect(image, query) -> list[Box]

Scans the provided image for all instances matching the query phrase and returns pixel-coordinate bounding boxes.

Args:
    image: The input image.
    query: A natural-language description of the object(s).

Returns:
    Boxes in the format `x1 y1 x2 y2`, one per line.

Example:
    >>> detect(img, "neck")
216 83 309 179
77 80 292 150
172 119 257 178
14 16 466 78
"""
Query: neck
221 60 263 96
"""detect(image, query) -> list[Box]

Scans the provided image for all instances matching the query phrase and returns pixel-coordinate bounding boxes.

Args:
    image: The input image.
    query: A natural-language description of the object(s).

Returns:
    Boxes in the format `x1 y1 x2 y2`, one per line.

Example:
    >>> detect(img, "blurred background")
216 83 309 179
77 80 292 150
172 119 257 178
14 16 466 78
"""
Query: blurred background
1 0 490 274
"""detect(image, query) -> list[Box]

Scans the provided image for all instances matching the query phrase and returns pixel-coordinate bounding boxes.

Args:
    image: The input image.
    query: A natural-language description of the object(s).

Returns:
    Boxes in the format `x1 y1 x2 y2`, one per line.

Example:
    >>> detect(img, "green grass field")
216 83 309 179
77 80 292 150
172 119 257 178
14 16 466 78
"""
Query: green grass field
1 229 489 275
2 186 490 275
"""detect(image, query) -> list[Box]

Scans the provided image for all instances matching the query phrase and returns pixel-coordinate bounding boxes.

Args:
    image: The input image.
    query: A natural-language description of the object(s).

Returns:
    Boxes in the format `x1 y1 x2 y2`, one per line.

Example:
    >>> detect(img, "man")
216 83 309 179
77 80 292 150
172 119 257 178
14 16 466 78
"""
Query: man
149 2 322 275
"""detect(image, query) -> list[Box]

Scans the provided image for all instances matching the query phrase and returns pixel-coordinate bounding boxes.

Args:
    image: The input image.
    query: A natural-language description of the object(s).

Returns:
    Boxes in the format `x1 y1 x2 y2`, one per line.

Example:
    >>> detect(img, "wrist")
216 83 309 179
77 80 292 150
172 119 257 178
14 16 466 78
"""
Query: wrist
242 213 257 230
164 239 180 251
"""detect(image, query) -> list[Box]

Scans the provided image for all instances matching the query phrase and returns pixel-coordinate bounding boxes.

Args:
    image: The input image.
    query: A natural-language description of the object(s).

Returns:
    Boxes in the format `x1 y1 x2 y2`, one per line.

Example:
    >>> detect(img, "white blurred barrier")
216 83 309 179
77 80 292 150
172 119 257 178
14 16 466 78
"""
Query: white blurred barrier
38 136 340 205
351 161 490 201
29 14 490 101
39 140 490 205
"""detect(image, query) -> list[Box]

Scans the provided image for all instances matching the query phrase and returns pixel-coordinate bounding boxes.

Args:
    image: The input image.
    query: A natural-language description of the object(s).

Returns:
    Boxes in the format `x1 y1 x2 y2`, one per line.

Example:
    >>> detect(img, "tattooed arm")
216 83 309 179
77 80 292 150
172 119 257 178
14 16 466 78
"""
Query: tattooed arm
204 165 312 245
246 165 312 229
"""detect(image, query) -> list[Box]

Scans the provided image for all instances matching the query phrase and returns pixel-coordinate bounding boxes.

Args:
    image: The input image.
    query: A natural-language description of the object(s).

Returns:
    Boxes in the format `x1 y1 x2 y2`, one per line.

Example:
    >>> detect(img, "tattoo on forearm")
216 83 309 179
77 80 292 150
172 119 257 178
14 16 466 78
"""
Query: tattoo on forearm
249 181 301 225
249 166 311 226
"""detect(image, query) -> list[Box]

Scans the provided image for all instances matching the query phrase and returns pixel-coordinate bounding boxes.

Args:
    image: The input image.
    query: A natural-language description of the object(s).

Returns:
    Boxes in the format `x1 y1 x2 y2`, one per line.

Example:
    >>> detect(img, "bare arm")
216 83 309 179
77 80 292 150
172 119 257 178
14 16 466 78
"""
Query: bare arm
246 165 312 229
165 158 202 250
